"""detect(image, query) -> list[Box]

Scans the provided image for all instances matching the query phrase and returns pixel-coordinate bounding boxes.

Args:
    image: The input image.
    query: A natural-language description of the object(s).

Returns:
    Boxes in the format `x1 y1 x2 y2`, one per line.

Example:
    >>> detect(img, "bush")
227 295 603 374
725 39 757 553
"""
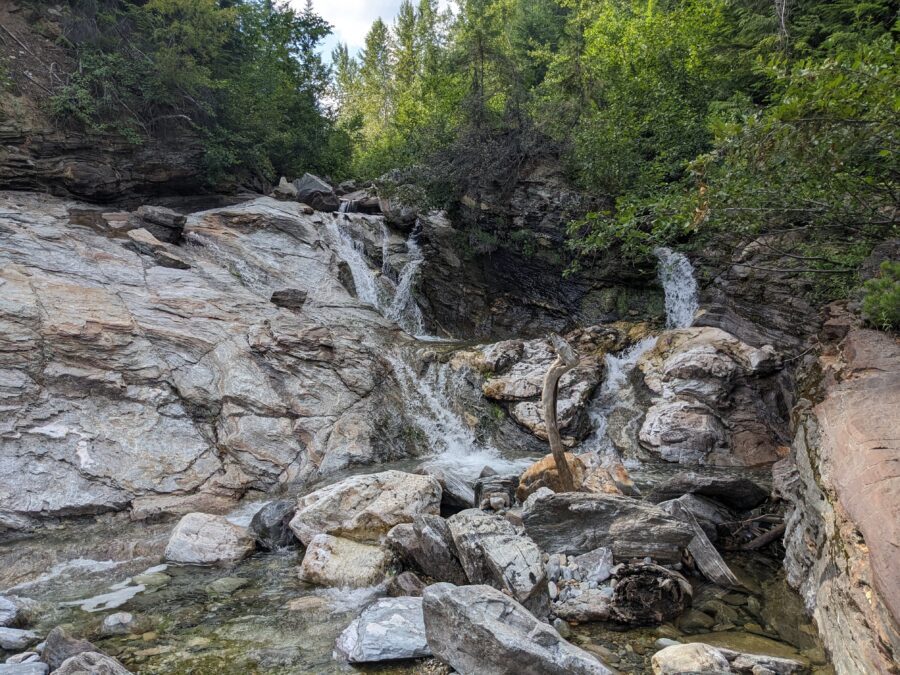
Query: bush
862 261 900 331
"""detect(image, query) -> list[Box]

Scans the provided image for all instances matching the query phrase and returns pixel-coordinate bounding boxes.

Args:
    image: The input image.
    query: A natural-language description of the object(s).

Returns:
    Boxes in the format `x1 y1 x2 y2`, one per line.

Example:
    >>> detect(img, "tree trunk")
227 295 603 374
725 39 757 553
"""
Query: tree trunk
541 334 580 492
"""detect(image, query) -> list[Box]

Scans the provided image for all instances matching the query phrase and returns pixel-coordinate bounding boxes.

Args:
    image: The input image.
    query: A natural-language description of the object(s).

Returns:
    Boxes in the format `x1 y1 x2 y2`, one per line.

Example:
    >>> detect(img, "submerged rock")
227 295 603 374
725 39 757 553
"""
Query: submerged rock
164 513 255 564
298 534 391 588
335 597 430 663
522 492 693 562
651 642 732 674
100 612 135 636
289 471 442 546
53 652 132 675
422 583 614 675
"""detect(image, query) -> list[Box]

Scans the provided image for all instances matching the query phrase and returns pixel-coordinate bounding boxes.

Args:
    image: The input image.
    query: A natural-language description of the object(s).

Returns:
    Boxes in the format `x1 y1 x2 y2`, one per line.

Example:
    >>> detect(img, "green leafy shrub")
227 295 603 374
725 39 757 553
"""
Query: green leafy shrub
862 261 900 331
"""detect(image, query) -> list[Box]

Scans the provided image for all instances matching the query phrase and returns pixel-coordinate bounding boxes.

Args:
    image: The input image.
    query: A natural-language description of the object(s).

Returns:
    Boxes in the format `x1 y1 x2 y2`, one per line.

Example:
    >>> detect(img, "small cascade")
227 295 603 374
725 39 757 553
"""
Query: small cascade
324 217 381 307
582 246 699 457
338 199 360 214
385 224 427 337
654 246 699 329
386 351 527 479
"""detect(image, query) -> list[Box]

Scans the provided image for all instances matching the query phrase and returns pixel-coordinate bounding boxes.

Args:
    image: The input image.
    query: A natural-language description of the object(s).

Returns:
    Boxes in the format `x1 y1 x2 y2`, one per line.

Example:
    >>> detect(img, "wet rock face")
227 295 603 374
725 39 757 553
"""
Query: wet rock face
778 328 900 673
422 582 614 675
0 193 422 533
637 327 786 467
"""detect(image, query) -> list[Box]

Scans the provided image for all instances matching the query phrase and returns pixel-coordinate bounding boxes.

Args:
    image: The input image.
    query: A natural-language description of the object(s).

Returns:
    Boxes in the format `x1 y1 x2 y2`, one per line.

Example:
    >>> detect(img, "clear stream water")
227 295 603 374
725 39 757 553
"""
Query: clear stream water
0 227 830 673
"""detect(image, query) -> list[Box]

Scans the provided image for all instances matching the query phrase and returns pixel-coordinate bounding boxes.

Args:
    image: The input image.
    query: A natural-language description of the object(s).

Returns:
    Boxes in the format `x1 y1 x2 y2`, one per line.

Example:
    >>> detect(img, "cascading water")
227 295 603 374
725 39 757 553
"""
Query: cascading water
654 246 699 329
325 216 382 307
385 224 427 337
386 352 529 479
583 247 698 457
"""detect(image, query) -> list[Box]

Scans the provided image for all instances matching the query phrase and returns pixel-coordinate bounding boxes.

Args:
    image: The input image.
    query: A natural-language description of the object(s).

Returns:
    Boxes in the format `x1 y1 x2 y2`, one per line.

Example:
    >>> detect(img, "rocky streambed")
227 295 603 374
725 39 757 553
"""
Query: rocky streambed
1 189 896 674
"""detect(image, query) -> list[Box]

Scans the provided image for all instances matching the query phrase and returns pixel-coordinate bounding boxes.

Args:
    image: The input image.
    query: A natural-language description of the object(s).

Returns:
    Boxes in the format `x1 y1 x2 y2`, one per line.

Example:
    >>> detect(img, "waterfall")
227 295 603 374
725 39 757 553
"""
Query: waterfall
582 247 699 456
386 352 528 479
325 217 381 307
385 224 427 337
654 246 699 329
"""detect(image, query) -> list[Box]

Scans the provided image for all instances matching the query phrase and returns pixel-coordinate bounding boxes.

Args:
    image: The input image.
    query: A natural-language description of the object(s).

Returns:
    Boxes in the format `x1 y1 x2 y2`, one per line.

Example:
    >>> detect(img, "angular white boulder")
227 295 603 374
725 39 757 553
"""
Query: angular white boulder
423 583 614 675
651 643 732 674
289 470 442 545
335 597 430 663
163 513 255 564
299 534 392 587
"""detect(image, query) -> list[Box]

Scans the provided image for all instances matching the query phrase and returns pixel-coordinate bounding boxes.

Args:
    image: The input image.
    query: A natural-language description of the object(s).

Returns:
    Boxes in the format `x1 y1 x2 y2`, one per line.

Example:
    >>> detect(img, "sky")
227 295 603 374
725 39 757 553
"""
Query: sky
295 0 452 59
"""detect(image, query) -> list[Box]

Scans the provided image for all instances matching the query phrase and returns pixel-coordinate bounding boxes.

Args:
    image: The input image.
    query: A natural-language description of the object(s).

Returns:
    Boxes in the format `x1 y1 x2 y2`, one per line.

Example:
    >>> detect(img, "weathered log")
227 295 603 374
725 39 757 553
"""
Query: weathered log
542 334 580 492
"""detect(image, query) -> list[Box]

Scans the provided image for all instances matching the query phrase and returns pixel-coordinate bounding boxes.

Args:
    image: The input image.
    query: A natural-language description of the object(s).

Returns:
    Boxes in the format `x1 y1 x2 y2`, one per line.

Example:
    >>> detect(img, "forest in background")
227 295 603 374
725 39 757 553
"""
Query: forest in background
3 0 898 326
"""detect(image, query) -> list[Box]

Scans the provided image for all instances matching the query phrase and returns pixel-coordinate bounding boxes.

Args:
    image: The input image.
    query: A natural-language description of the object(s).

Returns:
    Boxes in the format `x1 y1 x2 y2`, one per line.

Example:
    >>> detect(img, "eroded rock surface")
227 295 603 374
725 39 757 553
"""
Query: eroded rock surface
778 328 900 673
0 193 425 533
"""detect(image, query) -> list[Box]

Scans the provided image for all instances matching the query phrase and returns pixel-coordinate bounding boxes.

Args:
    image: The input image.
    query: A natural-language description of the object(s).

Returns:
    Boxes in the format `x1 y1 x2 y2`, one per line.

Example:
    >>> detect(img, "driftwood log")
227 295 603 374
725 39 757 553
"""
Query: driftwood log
542 333 580 492
609 563 693 625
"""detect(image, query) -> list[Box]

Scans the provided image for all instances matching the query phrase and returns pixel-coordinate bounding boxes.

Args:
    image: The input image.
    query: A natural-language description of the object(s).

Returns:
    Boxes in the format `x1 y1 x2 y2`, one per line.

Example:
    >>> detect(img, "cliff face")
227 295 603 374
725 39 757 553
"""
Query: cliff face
0 3 206 203
777 325 900 673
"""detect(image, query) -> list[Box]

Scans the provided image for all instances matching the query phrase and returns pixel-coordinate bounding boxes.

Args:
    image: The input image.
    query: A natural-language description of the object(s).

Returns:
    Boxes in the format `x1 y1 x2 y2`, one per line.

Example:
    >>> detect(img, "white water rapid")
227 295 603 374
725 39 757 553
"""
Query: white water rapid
654 245 699 329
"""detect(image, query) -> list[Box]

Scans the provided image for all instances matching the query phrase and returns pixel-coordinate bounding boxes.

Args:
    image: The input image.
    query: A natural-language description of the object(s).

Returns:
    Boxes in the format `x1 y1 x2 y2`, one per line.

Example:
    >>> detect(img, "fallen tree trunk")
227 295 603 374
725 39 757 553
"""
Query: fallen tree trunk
542 333 580 492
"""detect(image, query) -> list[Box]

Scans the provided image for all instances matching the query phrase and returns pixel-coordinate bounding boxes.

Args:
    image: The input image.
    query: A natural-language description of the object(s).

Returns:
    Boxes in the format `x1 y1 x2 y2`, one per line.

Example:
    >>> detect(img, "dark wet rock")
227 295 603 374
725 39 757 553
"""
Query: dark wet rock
335 597 429 663
647 472 769 511
42 627 95 670
52 652 132 675
522 492 693 562
0 628 39 651
419 467 475 510
293 173 339 212
473 475 519 511
387 571 427 598
386 523 422 568
133 205 185 243
269 289 308 311
423 583 614 675
412 516 468 586
249 500 297 551
163 513 255 564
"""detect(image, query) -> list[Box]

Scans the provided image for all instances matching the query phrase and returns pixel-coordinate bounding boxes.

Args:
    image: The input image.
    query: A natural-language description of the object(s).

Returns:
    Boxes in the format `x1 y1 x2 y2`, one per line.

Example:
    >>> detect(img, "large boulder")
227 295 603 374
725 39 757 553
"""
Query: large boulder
446 509 516 583
298 534 391 587
0 596 21 627
289 471 442 546
335 597 430 663
637 327 784 467
422 583 614 675
480 533 549 617
0 665 49 675
647 472 769 511
522 492 693 562
42 626 97 670
163 513 255 564
412 515 468 585
516 453 587 501
293 173 339 212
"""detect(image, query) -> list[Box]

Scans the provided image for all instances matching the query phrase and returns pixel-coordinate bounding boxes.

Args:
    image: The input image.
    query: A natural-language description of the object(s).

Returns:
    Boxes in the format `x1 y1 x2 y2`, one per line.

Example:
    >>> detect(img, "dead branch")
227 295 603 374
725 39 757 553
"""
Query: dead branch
742 523 787 551
542 333 579 492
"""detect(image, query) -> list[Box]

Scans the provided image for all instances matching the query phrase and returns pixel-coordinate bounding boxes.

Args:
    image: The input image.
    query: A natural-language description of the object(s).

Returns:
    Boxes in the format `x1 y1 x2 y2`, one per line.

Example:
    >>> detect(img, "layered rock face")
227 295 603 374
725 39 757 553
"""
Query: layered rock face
777 328 900 673
0 192 421 534
414 161 664 339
